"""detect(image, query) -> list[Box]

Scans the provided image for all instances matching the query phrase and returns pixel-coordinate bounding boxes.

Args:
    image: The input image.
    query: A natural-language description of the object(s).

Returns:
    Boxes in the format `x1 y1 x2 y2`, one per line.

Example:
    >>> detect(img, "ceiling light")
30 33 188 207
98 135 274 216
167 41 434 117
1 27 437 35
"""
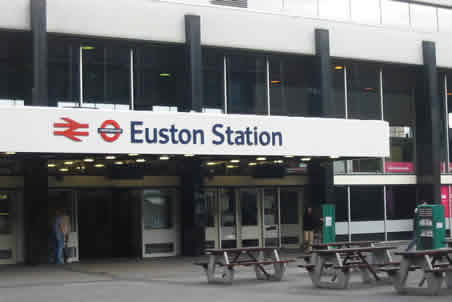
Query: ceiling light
59 168 69 172
160 73 171 77
94 164 105 168
4 152 16 155
81 46 95 50
159 156 170 160
301 158 311 162
334 66 344 70
256 157 266 161
248 162 257 166
106 156 116 160
330 156 340 159
114 161 124 165
207 162 217 166
284 155 294 158
364 87 375 91
274 160 284 164
83 158 95 162
448 92 452 96
128 153 139 157
271 80 281 84
47 163 56 168
136 158 146 163
230 159 240 163
184 154 195 157
226 165 237 168
64 161 74 165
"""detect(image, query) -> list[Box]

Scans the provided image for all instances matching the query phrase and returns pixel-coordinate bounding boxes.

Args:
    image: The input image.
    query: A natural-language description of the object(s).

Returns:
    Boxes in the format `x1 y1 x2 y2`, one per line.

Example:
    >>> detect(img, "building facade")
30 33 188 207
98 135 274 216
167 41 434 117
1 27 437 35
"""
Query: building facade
0 0 451 265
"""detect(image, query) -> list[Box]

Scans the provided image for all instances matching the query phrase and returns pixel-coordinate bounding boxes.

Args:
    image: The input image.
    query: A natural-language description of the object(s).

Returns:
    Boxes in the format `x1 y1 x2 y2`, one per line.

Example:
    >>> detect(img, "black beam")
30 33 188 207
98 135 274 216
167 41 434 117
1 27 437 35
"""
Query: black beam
185 15 203 112
416 41 441 204
31 0 48 106
312 29 335 206
315 29 334 118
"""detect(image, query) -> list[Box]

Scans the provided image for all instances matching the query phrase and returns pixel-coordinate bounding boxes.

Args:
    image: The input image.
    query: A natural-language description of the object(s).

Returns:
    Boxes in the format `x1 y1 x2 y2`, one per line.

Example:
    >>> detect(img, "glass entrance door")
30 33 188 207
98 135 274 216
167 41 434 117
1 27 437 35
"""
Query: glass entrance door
238 188 260 248
0 191 17 265
280 188 303 248
262 188 280 247
219 188 237 248
204 189 220 249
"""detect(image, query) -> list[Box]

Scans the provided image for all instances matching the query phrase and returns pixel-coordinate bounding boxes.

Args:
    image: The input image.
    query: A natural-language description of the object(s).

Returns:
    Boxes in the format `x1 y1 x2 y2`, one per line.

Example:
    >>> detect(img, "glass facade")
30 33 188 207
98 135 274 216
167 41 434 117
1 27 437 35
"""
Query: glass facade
48 37 79 107
143 190 173 230
383 65 417 173
134 45 187 111
226 53 267 115
0 32 30 106
82 43 130 108
269 55 318 117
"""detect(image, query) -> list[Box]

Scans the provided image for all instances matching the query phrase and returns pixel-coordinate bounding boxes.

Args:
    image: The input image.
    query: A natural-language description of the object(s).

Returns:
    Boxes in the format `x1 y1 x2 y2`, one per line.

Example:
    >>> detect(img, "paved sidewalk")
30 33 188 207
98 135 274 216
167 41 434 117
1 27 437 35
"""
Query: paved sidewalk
0 252 450 302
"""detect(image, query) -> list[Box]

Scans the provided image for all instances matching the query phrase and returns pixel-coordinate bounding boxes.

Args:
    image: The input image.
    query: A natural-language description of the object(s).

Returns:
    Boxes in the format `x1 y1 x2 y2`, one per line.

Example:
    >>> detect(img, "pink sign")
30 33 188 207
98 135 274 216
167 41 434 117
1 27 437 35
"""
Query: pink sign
385 162 415 173
441 186 451 218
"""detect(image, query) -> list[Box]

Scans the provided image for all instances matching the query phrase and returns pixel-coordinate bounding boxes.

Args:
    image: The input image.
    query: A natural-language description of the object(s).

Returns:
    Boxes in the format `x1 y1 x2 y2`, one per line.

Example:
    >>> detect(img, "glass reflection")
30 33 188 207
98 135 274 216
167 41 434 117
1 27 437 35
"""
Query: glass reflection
269 55 318 117
383 65 417 173
203 48 224 113
227 54 267 115
82 43 130 107
134 45 186 111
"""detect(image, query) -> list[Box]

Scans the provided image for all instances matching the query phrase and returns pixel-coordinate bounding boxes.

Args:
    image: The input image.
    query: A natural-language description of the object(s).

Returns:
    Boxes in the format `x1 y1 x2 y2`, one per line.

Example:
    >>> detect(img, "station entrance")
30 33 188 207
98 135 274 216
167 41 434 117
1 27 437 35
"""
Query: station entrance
203 187 304 250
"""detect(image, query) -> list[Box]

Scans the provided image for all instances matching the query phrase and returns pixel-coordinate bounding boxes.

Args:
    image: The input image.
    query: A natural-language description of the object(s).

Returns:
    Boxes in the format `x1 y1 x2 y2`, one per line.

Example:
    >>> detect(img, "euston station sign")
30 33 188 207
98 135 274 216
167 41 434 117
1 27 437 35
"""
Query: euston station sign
0 107 389 157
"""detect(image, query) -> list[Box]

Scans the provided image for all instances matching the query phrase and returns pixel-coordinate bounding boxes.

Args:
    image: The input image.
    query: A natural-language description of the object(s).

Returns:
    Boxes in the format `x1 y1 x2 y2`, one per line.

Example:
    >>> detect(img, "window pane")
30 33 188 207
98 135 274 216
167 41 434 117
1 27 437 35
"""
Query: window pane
240 189 258 226
134 45 187 111
334 186 348 222
280 190 298 224
0 192 12 234
143 190 172 229
383 65 417 173
83 44 130 107
347 62 381 120
381 0 410 27
48 37 79 107
203 48 224 113
386 186 417 220
447 72 452 172
350 186 384 221
332 63 346 118
351 0 380 24
0 32 30 106
269 55 318 117
410 4 437 32
227 54 267 115
350 159 383 173
319 0 350 21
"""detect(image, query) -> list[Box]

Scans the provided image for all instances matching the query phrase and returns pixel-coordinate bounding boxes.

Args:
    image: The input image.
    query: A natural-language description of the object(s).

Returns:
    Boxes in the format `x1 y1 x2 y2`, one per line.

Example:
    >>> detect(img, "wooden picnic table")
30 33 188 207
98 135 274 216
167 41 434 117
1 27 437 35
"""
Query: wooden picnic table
195 247 294 283
380 248 452 296
312 240 379 250
301 246 396 289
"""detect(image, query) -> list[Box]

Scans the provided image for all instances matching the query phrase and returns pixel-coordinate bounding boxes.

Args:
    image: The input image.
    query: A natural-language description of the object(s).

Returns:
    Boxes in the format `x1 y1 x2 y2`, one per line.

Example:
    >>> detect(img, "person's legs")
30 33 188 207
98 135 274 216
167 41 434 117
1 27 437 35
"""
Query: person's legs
55 237 64 264
307 231 314 252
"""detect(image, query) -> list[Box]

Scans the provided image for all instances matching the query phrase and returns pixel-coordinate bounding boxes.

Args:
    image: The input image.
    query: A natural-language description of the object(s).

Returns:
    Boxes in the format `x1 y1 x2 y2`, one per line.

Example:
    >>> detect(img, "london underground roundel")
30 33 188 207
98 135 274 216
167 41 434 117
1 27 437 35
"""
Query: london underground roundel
98 120 123 142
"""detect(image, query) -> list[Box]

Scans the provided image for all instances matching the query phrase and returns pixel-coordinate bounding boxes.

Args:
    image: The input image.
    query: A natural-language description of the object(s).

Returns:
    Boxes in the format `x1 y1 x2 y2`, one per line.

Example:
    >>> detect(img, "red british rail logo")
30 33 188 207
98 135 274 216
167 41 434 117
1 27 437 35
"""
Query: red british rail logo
54 117 89 142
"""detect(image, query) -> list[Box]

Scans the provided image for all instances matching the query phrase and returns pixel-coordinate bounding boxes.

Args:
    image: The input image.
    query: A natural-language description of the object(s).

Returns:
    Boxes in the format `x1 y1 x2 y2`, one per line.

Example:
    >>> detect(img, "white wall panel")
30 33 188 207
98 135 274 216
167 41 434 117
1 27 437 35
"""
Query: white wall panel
335 175 417 185
0 0 446 68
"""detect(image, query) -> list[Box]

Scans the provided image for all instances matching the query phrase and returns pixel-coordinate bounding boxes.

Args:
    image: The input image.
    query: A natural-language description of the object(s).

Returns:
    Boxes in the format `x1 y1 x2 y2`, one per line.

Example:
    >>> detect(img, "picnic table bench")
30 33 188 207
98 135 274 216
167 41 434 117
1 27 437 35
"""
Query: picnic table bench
195 247 295 284
379 248 452 296
301 246 396 289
